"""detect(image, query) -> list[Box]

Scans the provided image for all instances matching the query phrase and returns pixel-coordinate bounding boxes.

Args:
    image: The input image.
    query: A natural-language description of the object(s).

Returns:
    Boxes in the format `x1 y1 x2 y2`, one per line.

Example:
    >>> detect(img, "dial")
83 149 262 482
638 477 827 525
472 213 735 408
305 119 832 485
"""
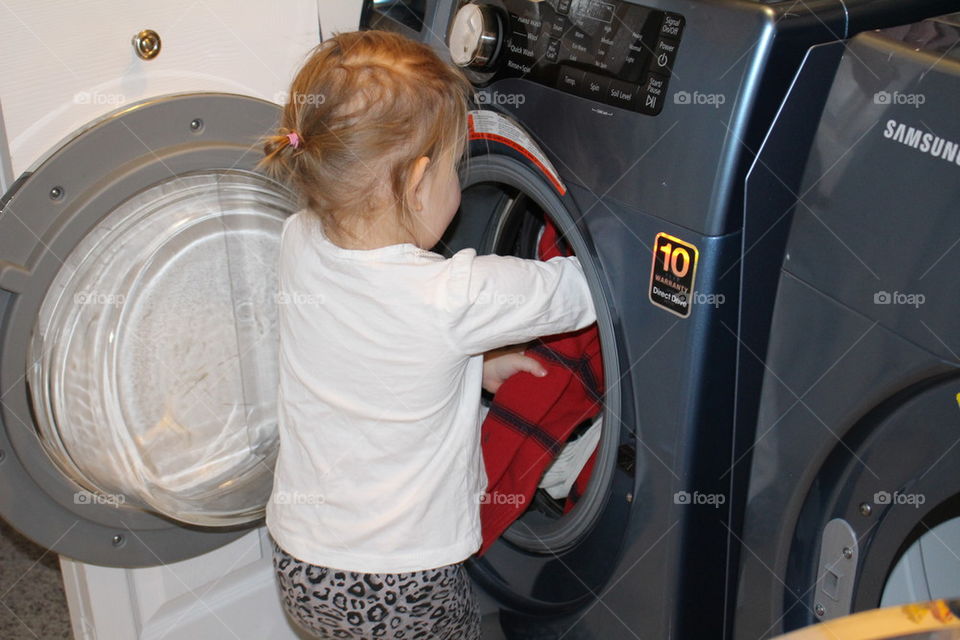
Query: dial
449 3 501 69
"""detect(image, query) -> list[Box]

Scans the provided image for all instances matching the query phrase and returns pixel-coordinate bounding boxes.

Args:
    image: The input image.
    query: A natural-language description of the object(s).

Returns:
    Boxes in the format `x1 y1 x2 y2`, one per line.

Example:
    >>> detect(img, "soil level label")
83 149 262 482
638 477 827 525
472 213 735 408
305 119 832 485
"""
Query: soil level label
649 232 699 318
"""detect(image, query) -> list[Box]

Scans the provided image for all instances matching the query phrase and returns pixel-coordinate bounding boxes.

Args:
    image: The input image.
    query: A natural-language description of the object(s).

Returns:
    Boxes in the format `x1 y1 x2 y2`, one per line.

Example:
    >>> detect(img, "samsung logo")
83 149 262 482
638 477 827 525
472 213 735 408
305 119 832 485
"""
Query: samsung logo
883 119 960 167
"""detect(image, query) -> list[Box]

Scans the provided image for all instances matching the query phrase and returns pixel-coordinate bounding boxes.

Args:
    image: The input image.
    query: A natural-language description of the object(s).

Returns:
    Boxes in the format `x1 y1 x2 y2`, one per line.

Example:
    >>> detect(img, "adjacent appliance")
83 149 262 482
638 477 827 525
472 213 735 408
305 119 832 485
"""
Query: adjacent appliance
734 14 960 638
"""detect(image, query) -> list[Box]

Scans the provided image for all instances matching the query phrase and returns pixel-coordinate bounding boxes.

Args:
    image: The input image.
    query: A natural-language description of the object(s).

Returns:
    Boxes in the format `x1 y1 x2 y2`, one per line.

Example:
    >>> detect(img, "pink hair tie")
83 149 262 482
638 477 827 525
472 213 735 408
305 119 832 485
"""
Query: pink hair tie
286 132 300 149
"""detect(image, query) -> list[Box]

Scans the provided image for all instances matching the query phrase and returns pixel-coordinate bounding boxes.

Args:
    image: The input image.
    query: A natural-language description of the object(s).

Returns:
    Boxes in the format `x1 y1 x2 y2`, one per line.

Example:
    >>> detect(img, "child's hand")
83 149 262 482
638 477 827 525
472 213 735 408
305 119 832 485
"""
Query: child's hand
482 344 547 394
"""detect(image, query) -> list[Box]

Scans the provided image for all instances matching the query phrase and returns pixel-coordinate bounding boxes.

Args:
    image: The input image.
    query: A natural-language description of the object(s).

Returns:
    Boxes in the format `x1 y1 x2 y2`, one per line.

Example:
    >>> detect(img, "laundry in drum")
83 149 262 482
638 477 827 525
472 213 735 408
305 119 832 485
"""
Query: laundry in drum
477 216 604 555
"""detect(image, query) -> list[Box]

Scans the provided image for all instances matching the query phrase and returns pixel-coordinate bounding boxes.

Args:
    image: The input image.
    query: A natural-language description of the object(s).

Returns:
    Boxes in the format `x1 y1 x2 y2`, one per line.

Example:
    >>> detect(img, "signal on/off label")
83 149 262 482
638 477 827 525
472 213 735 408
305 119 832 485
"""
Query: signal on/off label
649 232 699 318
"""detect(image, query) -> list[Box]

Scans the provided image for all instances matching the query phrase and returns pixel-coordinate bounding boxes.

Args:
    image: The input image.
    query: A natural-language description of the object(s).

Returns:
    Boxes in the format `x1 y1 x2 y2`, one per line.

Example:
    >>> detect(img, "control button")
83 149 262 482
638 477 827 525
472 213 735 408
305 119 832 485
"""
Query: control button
556 0 572 15
581 73 609 100
638 72 668 115
448 3 503 70
556 67 585 94
504 55 534 76
660 13 684 39
604 79 639 110
545 37 561 62
626 37 647 60
617 37 651 77
653 38 679 73
569 39 589 55
512 13 543 32
595 51 611 72
639 91 664 115
560 33 592 64
509 28 540 48
642 73 667 100
506 38 536 61
620 49 645 83
570 28 589 44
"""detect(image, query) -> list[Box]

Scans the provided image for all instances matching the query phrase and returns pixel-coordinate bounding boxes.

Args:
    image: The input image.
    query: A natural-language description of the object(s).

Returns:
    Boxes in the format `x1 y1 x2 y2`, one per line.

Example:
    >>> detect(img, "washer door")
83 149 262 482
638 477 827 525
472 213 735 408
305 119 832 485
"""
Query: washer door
0 93 296 566
788 377 960 628
445 122 634 617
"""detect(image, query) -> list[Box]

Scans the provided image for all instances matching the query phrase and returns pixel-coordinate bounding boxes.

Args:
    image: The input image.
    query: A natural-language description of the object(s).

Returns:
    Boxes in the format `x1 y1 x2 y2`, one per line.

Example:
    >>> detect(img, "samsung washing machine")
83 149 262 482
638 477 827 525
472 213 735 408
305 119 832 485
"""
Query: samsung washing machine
733 13 960 639
0 1 362 638
365 1 960 639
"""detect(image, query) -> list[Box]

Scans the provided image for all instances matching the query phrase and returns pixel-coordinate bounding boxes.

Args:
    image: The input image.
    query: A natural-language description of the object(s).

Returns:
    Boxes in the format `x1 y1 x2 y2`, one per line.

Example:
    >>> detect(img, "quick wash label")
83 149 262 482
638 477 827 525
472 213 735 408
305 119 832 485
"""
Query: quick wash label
649 232 699 318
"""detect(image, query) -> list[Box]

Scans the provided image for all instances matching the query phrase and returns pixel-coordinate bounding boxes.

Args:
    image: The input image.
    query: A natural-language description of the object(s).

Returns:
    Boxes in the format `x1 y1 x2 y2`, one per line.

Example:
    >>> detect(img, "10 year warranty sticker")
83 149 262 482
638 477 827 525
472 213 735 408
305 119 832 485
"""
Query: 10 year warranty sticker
649 232 699 318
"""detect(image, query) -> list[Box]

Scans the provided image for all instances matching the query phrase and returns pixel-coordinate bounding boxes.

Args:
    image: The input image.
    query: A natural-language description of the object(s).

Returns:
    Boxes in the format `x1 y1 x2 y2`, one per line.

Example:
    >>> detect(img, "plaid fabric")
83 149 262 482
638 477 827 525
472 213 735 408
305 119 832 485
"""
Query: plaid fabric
477 219 603 555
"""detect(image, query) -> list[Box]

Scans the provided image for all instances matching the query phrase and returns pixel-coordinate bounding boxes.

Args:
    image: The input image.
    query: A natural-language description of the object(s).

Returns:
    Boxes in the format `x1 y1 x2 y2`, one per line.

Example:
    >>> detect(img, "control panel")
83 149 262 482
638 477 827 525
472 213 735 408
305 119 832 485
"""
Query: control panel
448 0 684 115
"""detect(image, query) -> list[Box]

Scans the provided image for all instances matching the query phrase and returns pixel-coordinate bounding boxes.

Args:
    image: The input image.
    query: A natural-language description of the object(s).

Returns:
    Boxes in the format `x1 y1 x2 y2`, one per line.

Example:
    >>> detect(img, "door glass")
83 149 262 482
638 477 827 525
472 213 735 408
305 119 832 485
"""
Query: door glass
28 171 296 527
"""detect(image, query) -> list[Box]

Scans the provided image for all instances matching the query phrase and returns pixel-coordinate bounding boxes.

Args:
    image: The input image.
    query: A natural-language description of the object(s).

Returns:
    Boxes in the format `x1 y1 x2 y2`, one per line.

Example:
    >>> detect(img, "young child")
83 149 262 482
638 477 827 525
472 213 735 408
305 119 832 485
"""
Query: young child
259 30 597 639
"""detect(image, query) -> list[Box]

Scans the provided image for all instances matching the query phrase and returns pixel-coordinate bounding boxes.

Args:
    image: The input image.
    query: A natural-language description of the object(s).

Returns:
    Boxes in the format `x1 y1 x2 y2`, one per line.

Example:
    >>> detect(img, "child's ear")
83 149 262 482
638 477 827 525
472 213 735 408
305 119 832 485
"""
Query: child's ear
407 156 431 211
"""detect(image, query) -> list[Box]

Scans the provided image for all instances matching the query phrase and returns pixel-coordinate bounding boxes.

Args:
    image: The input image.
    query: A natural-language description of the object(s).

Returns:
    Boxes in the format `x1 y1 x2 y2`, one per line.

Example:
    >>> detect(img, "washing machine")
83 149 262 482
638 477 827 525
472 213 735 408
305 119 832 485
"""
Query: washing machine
733 13 960 639
0 1 362 638
365 1 960 638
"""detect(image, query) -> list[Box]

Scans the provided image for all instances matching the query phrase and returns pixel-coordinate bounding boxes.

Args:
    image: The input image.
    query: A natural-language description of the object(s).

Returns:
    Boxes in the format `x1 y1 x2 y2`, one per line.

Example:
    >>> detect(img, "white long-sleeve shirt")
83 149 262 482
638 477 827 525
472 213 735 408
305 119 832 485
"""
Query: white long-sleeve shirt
265 211 597 573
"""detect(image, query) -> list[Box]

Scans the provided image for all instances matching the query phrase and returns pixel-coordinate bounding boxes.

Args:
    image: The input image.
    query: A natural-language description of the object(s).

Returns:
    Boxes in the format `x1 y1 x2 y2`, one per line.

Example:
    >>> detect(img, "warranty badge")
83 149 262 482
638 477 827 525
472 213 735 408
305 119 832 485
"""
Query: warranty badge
649 232 699 318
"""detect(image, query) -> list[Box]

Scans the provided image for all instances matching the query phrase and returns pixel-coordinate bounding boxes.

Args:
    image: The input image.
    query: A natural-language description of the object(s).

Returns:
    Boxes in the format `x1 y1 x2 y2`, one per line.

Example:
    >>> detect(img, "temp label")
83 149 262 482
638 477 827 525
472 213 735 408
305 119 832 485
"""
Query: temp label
649 232 699 318
468 110 567 195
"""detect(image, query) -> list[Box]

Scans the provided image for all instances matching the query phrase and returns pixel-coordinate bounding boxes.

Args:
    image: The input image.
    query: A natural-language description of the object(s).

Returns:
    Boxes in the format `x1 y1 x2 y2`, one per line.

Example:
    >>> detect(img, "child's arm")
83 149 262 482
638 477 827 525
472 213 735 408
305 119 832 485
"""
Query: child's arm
482 344 547 394
442 250 597 356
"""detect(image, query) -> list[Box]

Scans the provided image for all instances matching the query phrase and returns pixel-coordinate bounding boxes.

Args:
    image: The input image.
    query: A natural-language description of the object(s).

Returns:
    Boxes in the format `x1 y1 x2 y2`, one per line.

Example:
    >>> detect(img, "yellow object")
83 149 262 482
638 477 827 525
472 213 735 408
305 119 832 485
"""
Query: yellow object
774 600 960 640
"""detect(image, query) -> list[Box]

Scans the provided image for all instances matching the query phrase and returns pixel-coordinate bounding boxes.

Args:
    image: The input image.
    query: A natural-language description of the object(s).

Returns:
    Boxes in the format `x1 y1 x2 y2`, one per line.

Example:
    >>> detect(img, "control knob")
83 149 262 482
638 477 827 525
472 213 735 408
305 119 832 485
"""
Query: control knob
449 3 502 70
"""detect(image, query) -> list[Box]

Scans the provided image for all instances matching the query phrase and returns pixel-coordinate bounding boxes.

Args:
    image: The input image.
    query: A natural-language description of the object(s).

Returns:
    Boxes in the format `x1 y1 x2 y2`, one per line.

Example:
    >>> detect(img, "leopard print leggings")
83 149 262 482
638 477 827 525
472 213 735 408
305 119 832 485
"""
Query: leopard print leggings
272 542 482 639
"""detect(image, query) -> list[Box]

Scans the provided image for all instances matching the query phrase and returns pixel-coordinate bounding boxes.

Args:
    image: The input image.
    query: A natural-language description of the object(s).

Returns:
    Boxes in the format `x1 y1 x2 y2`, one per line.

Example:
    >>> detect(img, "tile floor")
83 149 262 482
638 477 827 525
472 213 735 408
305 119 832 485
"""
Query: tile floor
0 518 506 639
0 520 72 639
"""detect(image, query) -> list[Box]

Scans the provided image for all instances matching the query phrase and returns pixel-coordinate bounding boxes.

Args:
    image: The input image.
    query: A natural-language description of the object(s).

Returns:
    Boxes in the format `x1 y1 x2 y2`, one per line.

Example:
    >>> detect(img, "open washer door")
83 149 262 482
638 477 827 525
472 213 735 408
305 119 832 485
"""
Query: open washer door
0 93 296 567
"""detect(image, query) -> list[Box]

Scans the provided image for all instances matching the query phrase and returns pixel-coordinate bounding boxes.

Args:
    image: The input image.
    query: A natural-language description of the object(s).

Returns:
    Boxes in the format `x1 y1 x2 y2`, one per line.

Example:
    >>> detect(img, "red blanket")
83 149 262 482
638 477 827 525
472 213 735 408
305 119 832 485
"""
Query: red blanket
477 219 603 555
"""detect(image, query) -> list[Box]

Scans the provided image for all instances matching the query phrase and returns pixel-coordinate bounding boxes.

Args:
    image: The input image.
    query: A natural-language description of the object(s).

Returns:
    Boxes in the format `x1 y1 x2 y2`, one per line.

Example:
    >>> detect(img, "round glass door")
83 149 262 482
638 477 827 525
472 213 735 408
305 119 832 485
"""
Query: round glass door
28 170 295 527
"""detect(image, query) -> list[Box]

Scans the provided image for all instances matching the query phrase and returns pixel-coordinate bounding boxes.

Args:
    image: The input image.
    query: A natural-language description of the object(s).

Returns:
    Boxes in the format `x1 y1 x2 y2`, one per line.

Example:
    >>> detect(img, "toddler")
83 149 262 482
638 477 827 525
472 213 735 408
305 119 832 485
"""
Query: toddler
260 30 596 640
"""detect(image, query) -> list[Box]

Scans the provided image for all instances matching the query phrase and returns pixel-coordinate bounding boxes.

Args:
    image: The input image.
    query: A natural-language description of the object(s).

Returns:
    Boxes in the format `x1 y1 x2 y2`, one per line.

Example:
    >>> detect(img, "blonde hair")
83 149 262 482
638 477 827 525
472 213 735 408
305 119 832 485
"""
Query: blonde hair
259 30 472 241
